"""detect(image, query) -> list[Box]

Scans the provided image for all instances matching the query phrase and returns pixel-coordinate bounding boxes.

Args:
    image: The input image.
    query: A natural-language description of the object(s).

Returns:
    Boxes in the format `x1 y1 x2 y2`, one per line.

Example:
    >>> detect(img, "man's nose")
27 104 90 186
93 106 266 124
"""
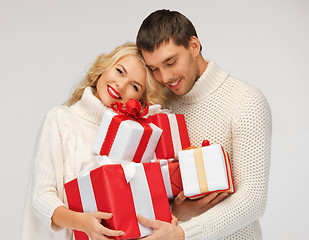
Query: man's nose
160 68 173 84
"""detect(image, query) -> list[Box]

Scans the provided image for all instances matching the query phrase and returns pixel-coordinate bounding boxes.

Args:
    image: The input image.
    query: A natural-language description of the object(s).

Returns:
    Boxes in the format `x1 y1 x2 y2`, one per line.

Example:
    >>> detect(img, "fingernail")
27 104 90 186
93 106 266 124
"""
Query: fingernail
119 231 125 235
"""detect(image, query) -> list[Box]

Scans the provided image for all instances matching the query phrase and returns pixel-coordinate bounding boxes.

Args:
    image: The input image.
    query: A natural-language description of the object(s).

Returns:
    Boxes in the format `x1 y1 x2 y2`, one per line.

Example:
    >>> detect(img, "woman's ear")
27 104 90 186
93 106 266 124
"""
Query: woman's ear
189 36 201 57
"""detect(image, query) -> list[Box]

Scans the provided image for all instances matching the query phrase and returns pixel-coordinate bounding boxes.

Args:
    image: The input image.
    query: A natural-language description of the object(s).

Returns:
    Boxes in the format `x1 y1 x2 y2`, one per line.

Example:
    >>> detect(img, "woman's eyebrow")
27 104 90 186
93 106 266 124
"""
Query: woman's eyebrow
117 64 127 74
133 80 143 89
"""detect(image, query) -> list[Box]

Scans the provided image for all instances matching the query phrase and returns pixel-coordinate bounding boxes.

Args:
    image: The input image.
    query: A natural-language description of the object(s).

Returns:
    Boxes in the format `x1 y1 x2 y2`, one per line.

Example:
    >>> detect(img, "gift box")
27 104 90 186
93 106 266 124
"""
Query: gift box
178 144 235 199
64 162 172 240
93 100 162 163
150 113 190 159
156 159 183 199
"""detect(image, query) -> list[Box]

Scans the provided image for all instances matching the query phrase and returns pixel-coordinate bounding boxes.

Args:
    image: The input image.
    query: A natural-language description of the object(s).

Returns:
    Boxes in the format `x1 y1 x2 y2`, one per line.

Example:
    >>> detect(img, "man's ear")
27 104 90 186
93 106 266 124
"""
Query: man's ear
189 36 201 57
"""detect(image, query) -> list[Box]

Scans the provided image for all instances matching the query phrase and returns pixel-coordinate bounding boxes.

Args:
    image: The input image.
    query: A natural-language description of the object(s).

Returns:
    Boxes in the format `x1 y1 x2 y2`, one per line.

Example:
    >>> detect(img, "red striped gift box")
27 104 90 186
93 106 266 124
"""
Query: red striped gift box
149 113 190 159
64 162 172 240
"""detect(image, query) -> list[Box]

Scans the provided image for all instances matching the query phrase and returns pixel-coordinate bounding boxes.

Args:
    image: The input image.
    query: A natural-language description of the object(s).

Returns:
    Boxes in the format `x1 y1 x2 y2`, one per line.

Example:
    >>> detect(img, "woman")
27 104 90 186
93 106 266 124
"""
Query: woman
21 42 167 240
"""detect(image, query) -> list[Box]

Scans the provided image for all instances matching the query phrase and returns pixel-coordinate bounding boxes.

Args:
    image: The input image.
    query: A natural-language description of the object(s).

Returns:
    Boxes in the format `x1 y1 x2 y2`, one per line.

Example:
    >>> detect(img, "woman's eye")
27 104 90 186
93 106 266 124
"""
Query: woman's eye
131 84 138 91
116 68 123 75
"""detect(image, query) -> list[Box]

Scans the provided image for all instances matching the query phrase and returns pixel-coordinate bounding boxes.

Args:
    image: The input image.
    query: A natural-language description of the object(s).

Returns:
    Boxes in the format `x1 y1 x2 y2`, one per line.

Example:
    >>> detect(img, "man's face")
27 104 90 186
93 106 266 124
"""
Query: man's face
142 38 200 96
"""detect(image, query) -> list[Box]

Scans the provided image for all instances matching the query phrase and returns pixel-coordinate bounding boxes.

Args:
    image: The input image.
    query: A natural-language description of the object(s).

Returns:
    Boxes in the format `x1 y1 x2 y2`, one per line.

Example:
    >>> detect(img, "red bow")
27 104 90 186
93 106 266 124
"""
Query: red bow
111 99 149 121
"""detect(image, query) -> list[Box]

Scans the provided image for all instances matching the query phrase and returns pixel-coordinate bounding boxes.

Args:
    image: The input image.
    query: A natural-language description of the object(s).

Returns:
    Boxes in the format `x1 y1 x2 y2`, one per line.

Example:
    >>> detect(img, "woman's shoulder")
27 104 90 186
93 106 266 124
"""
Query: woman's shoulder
44 105 77 127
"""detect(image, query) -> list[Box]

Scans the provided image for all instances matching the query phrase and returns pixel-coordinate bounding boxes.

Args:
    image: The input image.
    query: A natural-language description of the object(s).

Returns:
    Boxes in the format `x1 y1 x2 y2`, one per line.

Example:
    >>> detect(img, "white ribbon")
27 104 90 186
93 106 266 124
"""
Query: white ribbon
156 160 173 199
167 114 183 157
147 104 172 116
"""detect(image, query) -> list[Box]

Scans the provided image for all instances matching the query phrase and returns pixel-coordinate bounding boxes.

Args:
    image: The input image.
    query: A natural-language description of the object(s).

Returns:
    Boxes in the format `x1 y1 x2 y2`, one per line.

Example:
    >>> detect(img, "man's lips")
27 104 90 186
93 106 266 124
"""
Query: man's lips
107 85 122 99
168 78 182 89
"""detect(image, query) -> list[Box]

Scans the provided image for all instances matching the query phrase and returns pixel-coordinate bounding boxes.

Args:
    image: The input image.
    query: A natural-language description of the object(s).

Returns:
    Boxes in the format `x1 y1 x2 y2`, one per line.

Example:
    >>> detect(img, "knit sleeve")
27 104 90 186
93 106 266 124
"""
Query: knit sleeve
31 106 68 232
179 88 272 239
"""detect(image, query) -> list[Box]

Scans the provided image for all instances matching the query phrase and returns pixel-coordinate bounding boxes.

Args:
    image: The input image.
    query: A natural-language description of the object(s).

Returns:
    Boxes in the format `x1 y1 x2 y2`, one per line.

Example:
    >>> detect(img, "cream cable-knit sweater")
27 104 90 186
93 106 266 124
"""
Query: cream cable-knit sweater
21 87 109 240
168 60 272 240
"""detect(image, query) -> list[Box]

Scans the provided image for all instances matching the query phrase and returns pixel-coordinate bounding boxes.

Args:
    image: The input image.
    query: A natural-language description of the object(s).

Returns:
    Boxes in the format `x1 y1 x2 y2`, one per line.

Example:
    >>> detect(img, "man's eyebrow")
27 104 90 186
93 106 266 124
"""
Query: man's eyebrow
162 55 176 64
146 55 177 68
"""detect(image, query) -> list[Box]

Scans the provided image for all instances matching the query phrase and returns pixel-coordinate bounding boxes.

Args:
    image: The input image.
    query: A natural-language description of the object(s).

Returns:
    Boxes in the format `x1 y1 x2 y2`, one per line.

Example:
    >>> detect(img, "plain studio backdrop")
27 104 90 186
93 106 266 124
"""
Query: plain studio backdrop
1 0 308 239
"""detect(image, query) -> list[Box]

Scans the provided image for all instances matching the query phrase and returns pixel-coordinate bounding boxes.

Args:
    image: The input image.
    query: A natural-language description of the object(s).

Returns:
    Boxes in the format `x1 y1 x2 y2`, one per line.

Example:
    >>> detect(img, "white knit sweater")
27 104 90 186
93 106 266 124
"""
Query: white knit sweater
168 60 272 240
21 87 109 240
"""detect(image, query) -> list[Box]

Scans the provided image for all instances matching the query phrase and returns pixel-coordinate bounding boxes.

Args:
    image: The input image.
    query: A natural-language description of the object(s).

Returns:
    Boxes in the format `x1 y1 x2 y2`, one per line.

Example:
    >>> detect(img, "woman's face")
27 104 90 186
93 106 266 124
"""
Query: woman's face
95 55 147 107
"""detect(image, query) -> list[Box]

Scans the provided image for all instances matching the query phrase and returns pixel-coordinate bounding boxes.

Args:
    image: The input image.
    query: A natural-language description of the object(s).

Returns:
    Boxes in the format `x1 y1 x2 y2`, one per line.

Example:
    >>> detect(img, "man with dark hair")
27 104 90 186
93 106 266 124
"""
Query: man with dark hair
136 9 272 239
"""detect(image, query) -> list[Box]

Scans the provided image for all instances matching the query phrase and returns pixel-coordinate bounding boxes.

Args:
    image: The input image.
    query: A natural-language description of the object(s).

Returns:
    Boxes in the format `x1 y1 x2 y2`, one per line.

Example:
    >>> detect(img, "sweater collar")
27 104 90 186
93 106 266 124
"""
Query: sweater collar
70 87 109 125
174 60 229 104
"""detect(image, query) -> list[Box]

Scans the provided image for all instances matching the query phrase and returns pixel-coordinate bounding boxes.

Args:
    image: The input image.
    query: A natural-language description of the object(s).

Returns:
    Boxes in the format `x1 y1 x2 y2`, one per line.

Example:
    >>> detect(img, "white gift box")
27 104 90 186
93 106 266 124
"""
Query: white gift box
93 109 162 163
178 144 235 199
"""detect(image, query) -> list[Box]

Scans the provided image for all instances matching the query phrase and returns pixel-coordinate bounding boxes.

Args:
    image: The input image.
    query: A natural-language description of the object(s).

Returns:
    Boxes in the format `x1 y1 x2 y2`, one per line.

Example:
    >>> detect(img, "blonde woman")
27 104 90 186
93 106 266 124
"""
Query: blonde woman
21 42 167 240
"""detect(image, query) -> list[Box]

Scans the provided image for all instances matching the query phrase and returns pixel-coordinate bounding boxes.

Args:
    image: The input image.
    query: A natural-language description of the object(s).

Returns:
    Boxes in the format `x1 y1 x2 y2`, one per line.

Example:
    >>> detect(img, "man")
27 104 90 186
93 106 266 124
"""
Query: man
136 9 272 239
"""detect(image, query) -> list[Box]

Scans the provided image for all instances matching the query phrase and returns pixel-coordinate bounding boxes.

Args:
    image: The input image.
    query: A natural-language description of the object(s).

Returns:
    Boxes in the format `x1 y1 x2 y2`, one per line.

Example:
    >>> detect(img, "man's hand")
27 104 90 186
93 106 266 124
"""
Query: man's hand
172 191 229 221
137 215 184 240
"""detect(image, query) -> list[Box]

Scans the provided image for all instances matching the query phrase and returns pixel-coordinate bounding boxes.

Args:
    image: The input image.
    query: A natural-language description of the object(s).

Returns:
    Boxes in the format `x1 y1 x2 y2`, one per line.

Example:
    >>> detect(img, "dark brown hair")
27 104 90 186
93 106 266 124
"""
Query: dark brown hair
136 9 201 52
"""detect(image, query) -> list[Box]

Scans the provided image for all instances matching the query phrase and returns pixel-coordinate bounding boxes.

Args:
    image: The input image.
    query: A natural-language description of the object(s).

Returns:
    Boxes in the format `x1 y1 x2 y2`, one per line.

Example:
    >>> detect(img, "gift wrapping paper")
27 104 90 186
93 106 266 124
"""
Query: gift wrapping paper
178 144 235 199
150 113 190 159
64 162 172 240
156 159 183 199
93 109 162 163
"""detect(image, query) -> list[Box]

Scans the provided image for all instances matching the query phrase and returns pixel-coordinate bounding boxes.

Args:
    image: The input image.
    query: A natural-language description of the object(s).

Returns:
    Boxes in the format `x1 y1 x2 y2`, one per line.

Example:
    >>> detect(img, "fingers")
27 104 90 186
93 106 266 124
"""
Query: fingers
101 226 124 237
92 212 125 237
209 192 229 206
171 215 179 226
94 211 113 220
198 192 229 210
174 191 186 204
194 192 220 206
137 215 159 229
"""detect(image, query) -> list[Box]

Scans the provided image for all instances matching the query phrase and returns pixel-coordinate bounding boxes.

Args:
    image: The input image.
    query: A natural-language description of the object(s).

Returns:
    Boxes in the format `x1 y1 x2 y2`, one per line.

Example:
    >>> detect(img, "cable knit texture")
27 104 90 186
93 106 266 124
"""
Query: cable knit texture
21 87 109 240
167 60 272 240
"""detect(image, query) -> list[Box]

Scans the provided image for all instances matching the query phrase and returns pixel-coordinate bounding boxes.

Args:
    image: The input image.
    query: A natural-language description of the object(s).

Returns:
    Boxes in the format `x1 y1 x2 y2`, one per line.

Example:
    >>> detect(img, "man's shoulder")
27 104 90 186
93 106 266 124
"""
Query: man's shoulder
226 75 265 98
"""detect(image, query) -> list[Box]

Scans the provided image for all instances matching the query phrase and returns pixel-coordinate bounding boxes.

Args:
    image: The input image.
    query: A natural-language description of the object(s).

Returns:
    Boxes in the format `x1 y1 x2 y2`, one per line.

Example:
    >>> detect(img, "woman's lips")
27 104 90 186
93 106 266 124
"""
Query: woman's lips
107 85 122 99
168 78 182 89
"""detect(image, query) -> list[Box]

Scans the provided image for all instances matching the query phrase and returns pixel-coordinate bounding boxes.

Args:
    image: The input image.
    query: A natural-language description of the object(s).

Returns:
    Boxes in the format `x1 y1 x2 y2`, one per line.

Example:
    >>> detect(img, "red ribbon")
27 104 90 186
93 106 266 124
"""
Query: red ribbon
111 99 149 121
100 99 153 163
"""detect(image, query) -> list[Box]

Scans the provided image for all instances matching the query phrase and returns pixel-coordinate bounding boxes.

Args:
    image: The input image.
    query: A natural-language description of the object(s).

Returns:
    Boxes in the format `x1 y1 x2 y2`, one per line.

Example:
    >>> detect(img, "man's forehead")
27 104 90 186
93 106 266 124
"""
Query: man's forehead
142 41 179 66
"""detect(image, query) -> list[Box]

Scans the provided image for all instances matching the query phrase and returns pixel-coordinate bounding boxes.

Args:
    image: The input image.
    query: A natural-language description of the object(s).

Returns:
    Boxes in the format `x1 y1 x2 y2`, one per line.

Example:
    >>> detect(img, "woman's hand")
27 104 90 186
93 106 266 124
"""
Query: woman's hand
172 191 229 221
78 212 124 240
52 206 124 240
137 215 184 240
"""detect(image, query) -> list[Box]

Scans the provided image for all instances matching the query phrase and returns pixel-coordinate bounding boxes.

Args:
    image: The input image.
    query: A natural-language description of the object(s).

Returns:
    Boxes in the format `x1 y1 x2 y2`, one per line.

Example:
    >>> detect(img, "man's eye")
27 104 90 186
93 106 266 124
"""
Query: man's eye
167 60 175 66
116 68 123 74
150 68 158 72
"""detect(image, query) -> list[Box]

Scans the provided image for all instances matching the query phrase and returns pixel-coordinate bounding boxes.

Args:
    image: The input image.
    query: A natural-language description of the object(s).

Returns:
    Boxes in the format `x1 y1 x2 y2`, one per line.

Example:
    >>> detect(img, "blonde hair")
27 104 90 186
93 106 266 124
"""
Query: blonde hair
65 42 168 107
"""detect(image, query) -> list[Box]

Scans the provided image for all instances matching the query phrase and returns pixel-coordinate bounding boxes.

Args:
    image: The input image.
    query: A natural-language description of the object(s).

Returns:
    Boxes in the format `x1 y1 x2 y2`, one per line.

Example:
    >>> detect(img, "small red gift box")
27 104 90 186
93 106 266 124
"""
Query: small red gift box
149 113 191 159
93 100 162 163
156 159 183 199
64 162 172 240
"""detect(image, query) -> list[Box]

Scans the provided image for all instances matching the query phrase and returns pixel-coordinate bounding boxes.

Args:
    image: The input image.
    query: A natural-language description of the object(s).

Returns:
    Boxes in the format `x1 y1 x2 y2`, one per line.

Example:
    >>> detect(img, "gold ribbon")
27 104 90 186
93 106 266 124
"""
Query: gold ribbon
193 148 208 193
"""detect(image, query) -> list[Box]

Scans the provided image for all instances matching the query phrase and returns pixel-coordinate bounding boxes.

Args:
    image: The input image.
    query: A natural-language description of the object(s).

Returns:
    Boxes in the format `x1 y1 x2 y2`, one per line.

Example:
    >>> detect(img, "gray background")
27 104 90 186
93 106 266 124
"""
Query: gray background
1 0 308 239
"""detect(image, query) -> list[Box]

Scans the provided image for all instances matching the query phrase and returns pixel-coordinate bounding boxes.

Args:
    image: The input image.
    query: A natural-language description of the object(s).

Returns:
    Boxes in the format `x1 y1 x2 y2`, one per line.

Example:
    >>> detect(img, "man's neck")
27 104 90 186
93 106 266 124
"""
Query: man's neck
197 54 208 78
